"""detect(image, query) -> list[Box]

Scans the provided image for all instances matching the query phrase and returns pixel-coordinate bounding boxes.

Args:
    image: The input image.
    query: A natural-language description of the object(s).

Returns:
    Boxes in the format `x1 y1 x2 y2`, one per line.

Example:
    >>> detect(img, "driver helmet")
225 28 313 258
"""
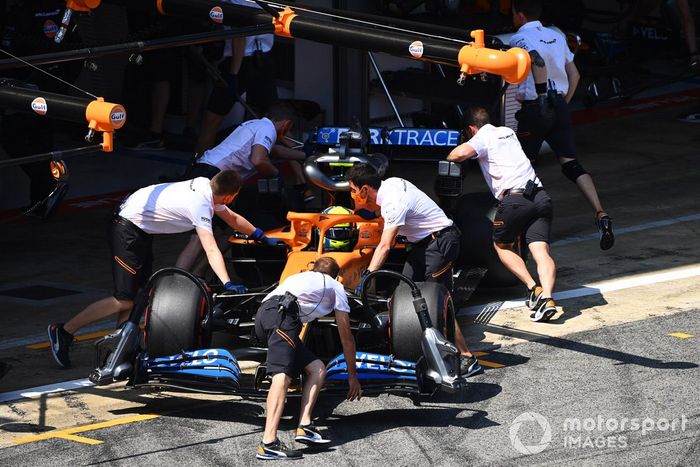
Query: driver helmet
321 206 357 252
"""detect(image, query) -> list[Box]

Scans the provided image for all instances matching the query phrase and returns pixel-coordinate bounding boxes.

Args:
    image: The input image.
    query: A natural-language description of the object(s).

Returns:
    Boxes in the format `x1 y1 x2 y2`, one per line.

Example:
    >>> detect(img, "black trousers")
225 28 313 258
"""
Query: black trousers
403 227 460 292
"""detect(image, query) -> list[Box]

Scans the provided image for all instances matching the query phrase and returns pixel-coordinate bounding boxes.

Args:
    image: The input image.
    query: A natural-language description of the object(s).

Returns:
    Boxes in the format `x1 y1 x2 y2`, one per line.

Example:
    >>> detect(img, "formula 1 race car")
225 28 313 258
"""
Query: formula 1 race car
89 127 523 398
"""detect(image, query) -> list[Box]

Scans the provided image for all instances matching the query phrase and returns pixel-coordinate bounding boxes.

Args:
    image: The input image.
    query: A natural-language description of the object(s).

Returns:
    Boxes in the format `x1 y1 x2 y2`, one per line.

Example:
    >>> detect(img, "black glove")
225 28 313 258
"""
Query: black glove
536 94 555 122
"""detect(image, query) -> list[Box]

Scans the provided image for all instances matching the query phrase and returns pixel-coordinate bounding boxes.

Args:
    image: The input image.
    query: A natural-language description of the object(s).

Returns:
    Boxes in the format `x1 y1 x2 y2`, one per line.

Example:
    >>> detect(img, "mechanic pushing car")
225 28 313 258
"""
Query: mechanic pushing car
47 170 270 368
448 107 559 322
510 0 615 250
346 164 482 378
254 257 361 460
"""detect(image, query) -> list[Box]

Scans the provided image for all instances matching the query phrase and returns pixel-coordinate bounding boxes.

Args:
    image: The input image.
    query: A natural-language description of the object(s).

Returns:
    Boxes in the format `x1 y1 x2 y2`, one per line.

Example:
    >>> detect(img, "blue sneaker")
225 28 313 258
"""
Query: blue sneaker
460 356 483 378
48 323 74 368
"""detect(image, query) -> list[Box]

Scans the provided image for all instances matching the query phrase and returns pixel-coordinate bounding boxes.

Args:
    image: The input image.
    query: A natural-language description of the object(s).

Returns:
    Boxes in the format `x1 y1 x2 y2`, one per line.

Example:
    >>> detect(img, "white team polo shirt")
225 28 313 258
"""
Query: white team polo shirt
263 271 350 324
119 177 225 235
466 124 541 200
376 177 453 243
198 117 277 180
222 0 274 57
509 20 574 101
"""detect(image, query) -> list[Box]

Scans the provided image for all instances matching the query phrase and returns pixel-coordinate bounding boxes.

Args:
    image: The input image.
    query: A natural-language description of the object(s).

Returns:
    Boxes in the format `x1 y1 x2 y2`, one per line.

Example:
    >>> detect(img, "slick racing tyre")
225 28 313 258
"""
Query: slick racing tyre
146 271 210 358
390 281 455 362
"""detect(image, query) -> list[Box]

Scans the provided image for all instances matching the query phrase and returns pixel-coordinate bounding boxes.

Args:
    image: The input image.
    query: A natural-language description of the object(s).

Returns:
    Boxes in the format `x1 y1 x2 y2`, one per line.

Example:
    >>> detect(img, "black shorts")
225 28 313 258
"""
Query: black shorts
184 162 220 180
493 189 553 245
254 296 318 377
205 52 278 116
515 95 577 159
109 216 153 301
403 226 460 291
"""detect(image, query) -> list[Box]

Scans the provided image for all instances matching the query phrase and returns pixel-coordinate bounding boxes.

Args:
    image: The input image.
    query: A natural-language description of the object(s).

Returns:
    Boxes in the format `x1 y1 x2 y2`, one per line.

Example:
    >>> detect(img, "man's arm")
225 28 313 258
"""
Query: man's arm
215 206 256 236
529 50 548 90
250 144 278 177
334 310 361 400
447 143 477 163
564 61 580 103
367 225 399 272
270 144 305 161
195 226 231 284
230 37 245 75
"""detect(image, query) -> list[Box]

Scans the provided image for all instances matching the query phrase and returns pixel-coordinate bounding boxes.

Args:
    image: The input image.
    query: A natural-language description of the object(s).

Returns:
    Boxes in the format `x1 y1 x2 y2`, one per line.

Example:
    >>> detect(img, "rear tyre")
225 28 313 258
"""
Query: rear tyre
454 192 522 287
146 271 209 358
390 282 454 362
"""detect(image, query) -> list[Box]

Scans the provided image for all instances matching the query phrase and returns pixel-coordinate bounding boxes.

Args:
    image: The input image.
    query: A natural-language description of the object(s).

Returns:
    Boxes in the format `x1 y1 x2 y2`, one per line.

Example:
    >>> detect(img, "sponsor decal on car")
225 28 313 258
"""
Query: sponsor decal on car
31 97 48 115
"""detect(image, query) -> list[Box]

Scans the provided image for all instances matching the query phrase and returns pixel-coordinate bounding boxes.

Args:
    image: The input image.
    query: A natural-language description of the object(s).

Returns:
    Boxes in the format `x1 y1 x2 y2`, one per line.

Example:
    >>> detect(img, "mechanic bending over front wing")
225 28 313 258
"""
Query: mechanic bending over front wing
48 170 272 369
253 257 361 461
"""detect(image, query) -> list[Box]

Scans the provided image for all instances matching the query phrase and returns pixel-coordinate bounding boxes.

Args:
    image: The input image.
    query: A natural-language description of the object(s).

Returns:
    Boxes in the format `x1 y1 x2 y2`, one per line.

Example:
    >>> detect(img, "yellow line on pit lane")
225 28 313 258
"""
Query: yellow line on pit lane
14 414 159 445
27 324 145 350
27 330 113 350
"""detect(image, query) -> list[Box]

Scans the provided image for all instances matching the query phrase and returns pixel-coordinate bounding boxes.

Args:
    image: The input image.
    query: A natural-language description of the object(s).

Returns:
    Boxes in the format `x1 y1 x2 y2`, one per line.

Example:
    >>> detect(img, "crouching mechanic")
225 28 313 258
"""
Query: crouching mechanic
48 171 254 368
345 164 482 378
254 257 361 460
448 107 558 322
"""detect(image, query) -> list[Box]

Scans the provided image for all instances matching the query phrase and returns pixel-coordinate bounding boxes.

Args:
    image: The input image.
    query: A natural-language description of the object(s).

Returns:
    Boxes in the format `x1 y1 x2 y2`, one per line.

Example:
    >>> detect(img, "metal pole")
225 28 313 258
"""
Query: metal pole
435 63 463 119
0 145 104 169
0 25 272 70
367 51 404 128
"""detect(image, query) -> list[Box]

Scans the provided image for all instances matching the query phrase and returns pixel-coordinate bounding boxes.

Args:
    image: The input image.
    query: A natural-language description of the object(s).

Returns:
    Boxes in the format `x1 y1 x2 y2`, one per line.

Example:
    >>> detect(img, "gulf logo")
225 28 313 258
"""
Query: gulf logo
109 106 127 128
209 6 224 23
409 41 424 58
31 97 48 115
43 20 59 38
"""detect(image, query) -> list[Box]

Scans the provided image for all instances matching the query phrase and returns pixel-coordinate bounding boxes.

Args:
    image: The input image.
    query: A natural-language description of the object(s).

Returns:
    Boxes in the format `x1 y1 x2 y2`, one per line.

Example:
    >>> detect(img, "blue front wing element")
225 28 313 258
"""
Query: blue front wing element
325 352 421 393
139 348 241 392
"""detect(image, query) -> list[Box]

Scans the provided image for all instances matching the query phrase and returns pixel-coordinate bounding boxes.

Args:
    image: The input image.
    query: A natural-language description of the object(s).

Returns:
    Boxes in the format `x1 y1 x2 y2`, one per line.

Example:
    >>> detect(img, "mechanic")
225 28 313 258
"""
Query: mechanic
175 108 311 270
47 170 273 368
345 164 482 378
448 107 558 322
196 0 278 154
254 257 361 460
510 0 615 250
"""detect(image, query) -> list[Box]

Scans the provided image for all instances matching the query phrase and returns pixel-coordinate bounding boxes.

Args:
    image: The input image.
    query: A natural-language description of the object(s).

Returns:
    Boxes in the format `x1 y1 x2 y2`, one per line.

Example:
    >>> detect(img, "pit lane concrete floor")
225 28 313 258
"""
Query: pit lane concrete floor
1 87 699 464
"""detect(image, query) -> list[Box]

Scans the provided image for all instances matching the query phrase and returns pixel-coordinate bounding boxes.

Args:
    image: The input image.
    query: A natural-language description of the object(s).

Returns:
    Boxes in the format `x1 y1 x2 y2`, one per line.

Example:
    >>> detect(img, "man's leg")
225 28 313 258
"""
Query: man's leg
64 297 133 336
196 111 225 154
560 156 604 213
298 359 325 426
494 241 537 290
527 241 556 299
262 372 293 444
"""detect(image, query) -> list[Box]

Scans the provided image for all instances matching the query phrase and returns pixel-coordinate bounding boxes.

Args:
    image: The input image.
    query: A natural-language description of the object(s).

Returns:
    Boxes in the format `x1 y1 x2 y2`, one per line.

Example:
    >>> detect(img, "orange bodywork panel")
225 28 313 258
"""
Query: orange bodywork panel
227 212 401 289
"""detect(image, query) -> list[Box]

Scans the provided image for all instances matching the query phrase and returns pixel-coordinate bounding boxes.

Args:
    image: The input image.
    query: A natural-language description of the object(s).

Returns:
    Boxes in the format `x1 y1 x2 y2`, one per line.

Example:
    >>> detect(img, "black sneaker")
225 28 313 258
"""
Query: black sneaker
47 323 74 368
530 297 557 322
526 284 543 310
295 424 331 445
256 439 303 460
596 212 615 250
459 355 483 378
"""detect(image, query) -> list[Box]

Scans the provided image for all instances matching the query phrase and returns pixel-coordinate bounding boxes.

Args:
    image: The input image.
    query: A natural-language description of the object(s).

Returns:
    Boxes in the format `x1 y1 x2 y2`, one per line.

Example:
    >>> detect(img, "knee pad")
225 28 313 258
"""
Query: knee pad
561 159 587 182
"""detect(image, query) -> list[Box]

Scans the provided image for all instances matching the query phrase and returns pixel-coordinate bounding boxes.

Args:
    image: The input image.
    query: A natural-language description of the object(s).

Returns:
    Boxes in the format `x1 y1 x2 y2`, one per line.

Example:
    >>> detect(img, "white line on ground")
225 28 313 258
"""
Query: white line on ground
458 264 700 317
552 212 700 247
0 379 94 404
